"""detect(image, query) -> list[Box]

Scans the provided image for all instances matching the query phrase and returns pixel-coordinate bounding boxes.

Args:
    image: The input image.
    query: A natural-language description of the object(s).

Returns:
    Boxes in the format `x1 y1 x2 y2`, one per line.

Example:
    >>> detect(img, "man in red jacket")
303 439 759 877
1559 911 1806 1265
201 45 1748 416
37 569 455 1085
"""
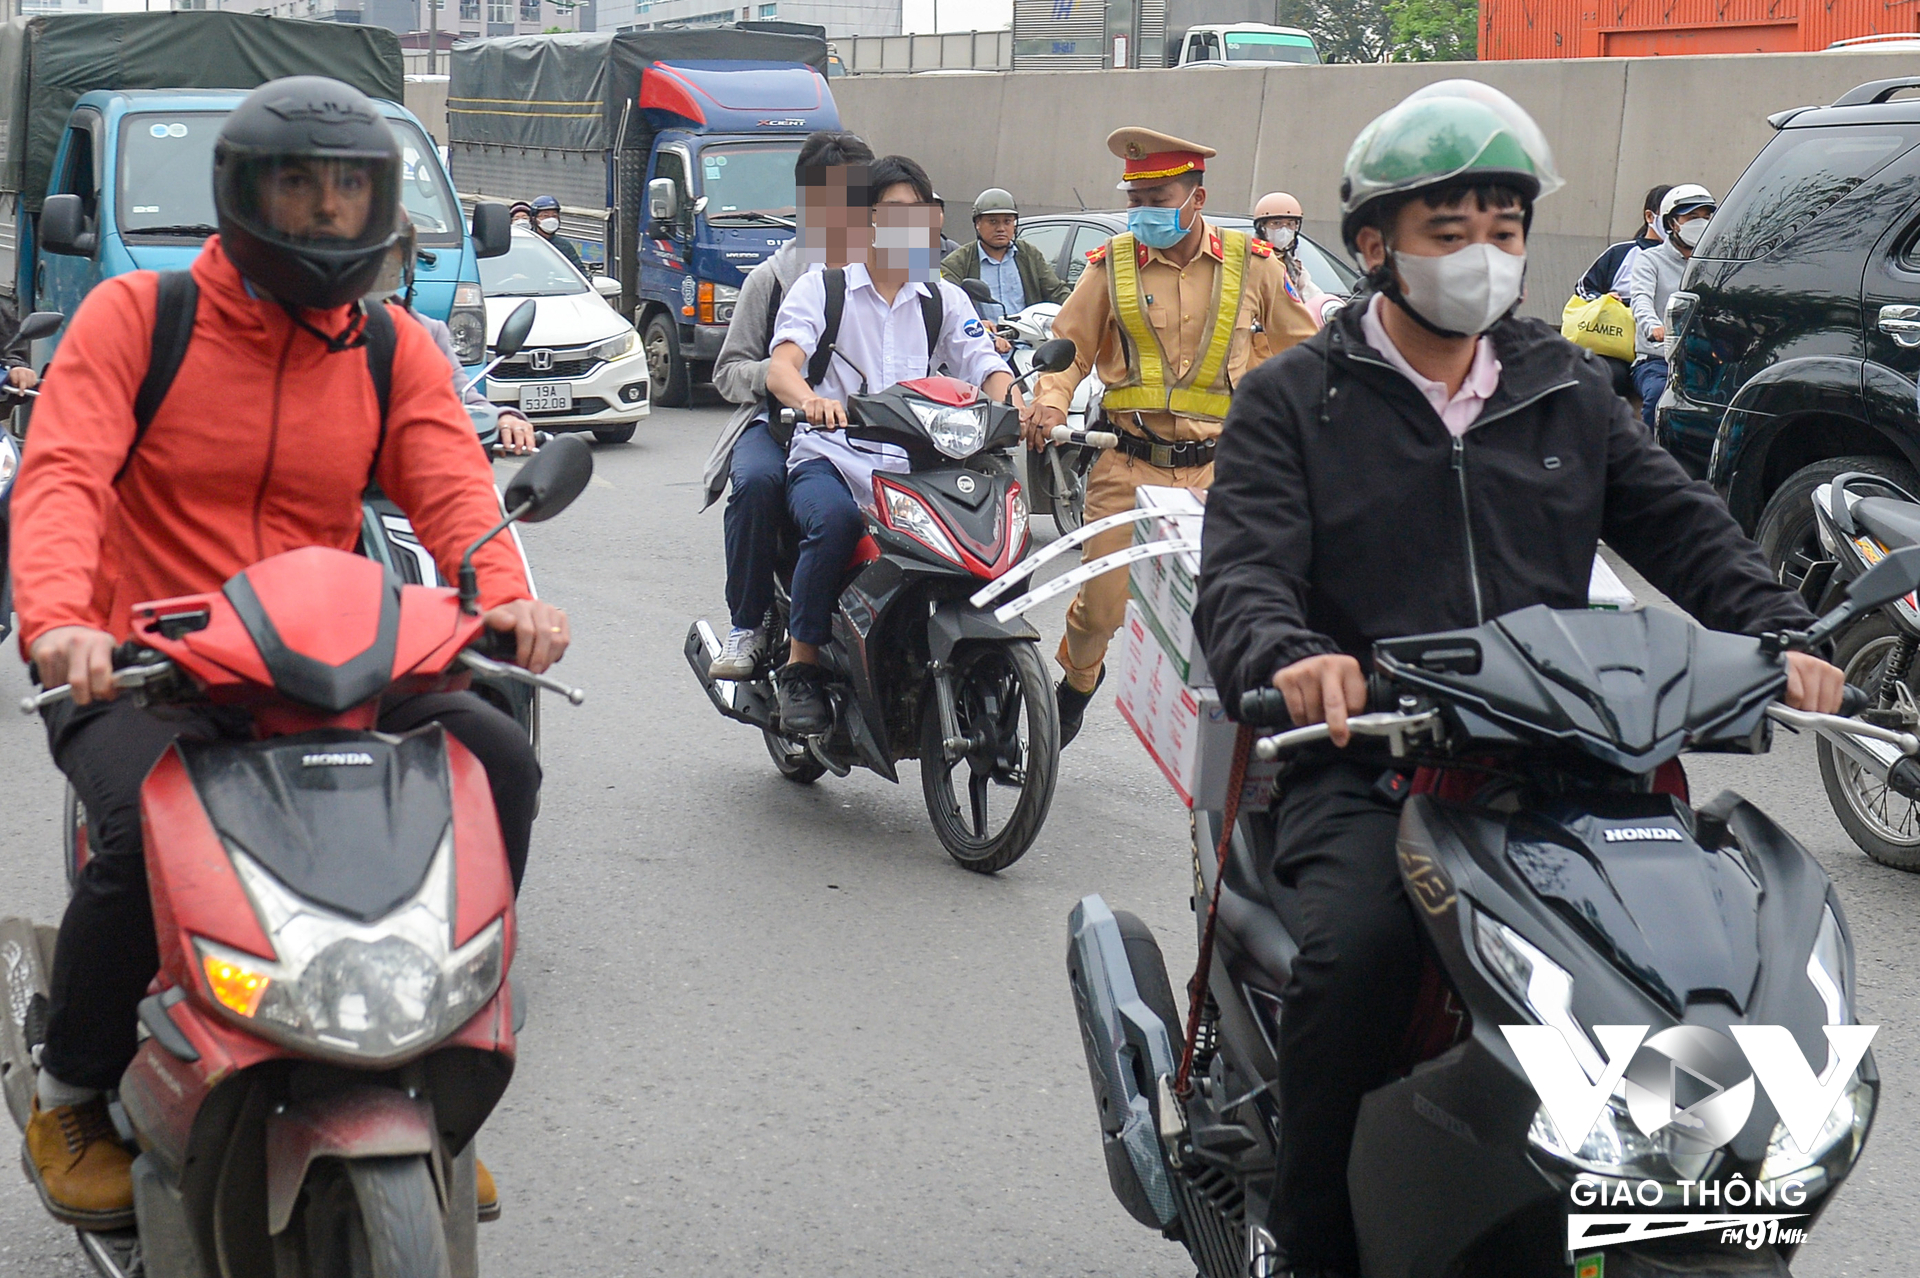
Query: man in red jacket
10 77 566 1229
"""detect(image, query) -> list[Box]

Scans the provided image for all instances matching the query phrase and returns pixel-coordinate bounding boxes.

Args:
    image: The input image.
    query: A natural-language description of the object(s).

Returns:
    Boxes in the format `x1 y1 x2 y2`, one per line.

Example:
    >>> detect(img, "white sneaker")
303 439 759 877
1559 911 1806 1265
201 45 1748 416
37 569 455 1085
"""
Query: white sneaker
709 627 765 680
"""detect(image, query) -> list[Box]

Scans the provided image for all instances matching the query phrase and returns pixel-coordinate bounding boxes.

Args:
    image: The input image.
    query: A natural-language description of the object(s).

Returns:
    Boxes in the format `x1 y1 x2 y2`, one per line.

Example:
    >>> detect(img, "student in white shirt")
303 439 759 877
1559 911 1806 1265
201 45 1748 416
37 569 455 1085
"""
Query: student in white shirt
765 154 1014 734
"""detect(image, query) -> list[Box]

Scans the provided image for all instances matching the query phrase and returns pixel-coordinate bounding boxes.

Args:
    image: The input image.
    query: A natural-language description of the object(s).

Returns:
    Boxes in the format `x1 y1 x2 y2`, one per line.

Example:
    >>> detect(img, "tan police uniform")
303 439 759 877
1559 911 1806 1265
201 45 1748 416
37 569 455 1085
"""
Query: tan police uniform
1035 128 1318 694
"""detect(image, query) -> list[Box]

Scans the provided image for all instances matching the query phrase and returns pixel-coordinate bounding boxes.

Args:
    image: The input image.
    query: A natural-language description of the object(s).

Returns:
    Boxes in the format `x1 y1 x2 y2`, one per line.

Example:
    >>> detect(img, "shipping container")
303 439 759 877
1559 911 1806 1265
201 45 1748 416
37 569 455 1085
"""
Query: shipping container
1481 0 1920 59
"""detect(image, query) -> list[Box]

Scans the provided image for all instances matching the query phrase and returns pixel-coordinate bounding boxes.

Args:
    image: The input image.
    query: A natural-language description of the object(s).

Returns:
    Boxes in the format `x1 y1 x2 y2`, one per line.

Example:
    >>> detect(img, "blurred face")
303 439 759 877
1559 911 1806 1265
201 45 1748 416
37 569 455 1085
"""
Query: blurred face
258 158 374 241
871 180 943 278
1355 191 1526 270
975 212 1017 251
798 163 869 266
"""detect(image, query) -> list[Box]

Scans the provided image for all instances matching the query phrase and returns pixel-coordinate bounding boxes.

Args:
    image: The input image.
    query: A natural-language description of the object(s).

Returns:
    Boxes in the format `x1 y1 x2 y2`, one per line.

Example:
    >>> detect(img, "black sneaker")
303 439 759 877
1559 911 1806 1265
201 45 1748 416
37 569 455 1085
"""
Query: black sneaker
1056 665 1106 748
776 662 833 736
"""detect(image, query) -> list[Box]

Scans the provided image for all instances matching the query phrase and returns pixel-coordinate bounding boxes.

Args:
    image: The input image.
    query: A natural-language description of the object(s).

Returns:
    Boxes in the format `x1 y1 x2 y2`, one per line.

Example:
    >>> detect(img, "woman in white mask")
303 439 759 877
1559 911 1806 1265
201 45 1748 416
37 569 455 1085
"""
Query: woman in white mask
1628 182 1714 431
1194 81 1844 1278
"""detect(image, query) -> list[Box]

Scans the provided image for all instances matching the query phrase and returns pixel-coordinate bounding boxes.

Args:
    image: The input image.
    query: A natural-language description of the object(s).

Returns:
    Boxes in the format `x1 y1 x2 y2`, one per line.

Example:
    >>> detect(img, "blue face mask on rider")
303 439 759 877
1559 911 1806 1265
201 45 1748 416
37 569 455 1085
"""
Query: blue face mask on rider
1128 188 1197 250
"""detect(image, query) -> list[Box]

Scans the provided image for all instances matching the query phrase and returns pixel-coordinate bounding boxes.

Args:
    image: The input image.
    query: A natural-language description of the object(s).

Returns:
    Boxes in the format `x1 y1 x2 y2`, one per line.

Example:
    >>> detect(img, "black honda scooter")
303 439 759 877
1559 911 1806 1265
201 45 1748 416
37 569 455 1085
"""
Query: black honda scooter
686 340 1077 874
1068 551 1917 1277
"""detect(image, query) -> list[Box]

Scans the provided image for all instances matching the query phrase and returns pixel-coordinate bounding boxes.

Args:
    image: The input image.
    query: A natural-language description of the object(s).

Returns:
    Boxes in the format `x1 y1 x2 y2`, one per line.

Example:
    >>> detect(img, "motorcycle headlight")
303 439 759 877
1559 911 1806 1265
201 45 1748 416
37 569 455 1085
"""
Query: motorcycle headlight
592 328 640 364
1759 1071 1873 1195
876 479 961 565
909 401 987 459
1529 1095 1698 1189
1009 482 1028 552
449 282 487 366
193 834 507 1064
0 432 16 501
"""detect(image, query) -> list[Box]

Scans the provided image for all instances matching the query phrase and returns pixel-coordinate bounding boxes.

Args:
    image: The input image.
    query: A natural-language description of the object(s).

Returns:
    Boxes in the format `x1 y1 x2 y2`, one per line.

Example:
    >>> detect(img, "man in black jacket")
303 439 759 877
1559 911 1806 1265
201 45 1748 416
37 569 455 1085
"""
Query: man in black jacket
1193 82 1842 1278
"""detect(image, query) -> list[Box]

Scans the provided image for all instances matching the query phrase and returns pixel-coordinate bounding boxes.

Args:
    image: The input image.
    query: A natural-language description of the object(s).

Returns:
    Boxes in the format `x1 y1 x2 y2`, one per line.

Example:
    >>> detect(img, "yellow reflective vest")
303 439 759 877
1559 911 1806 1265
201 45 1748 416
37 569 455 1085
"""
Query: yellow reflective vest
1101 229 1250 423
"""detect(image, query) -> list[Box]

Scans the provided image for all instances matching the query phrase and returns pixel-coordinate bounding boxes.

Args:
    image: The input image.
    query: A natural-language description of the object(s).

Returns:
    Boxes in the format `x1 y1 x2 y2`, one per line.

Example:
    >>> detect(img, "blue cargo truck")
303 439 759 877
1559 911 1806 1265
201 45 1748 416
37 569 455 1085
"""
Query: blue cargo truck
0 11 505 369
448 28 838 405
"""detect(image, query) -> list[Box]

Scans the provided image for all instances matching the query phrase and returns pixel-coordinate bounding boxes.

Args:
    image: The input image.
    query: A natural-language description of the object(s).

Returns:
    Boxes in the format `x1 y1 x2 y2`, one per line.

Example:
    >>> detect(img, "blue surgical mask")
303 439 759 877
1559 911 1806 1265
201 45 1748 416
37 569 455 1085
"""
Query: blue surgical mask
1128 191 1195 250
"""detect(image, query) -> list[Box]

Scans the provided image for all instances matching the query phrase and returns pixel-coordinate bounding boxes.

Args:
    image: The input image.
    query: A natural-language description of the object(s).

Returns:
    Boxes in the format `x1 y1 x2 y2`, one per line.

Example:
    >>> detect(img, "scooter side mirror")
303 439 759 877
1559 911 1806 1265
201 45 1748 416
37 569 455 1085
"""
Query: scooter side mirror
503 432 593 523
493 299 538 362
959 278 992 306
17 311 63 342
1032 338 1077 373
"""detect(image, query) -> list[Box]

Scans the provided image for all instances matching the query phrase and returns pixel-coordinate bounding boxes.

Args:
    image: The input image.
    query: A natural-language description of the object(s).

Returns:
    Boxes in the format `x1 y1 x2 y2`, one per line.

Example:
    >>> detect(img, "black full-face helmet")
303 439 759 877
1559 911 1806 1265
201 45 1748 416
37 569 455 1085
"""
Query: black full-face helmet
215 76 403 310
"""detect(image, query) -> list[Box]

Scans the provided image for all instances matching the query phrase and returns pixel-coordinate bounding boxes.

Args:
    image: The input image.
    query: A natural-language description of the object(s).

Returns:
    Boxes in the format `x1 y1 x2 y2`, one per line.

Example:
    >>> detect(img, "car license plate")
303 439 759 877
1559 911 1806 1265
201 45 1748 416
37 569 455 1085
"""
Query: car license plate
518 383 573 413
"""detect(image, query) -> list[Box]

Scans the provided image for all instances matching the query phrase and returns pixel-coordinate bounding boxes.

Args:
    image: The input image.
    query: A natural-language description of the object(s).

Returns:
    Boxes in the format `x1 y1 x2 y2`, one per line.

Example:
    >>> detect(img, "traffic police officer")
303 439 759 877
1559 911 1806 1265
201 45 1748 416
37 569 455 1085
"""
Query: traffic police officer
1025 127 1316 745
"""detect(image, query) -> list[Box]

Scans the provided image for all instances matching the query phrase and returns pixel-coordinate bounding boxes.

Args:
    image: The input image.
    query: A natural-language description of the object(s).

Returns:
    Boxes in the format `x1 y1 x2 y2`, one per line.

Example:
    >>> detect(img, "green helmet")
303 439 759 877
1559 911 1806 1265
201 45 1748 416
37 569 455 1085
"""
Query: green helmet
972 188 1018 219
1339 79 1564 250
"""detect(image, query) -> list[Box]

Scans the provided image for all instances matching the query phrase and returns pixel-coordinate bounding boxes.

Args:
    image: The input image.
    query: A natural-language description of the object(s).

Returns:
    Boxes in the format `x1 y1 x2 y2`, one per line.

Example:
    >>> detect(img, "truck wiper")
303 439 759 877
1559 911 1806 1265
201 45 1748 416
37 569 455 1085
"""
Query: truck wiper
127 224 217 237
708 212 796 229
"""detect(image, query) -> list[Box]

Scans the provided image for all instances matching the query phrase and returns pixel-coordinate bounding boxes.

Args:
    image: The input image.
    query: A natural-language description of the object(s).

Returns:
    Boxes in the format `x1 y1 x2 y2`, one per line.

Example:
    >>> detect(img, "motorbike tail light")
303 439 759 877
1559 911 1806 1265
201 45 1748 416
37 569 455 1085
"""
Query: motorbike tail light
875 477 962 566
1851 535 1920 623
203 950 272 1018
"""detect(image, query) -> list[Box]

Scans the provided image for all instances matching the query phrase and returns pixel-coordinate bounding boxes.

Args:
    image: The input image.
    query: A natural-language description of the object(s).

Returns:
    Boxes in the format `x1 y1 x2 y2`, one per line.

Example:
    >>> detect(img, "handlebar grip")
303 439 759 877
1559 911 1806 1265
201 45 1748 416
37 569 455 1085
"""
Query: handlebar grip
779 408 799 427
1841 682 1870 718
472 625 519 662
111 640 154 670
1237 687 1293 728
1083 431 1119 450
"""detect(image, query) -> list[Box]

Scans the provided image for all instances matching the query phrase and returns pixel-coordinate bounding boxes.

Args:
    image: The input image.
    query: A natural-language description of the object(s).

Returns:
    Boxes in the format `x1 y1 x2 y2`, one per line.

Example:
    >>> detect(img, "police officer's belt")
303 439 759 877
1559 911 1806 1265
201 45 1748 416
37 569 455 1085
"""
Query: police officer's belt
1113 431 1215 469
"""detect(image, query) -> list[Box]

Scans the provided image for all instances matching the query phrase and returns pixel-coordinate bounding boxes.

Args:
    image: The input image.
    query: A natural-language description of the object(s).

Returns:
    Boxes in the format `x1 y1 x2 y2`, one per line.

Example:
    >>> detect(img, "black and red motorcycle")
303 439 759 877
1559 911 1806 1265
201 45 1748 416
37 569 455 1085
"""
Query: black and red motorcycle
1 436 591 1278
686 340 1077 874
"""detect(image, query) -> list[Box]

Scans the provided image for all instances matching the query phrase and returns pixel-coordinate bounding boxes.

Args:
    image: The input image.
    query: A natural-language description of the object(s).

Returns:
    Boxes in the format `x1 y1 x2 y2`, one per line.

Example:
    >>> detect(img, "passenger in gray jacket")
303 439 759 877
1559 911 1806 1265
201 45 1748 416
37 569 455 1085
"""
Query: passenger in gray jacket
702 131 873 680
1628 182 1713 433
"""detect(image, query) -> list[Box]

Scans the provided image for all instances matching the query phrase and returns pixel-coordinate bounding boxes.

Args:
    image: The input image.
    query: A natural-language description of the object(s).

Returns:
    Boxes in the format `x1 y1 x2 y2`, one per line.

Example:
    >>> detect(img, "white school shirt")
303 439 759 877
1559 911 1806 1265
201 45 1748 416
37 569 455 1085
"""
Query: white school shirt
771 263 1006 507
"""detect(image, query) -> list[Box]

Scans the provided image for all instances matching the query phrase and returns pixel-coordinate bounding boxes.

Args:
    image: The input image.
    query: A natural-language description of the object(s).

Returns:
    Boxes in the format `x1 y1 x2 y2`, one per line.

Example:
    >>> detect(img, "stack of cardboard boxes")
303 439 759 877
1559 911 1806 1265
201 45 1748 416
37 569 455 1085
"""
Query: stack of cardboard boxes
1112 485 1640 810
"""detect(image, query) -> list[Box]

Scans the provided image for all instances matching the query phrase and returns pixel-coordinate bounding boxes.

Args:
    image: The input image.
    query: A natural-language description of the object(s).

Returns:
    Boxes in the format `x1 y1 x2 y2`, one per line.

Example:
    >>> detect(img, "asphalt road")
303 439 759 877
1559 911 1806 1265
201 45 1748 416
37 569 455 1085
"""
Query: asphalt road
0 399 1916 1276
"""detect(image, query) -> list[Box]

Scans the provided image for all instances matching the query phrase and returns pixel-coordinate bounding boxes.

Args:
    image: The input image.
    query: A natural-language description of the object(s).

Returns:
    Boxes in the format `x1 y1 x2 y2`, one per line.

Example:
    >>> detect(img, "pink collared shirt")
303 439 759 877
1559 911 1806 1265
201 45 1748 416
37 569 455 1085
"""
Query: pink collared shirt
1360 293 1502 437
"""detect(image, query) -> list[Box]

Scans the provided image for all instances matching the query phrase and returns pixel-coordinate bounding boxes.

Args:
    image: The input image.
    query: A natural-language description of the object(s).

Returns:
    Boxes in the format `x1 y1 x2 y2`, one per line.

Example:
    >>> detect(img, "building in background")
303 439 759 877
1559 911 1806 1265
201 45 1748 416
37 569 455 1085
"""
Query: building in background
594 0 897 37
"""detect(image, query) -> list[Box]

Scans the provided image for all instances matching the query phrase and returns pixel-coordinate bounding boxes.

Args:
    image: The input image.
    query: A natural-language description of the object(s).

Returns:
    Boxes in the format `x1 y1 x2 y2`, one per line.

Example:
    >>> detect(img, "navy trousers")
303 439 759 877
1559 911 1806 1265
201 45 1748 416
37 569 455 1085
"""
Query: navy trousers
1631 356 1670 433
724 422 789 631
785 458 864 647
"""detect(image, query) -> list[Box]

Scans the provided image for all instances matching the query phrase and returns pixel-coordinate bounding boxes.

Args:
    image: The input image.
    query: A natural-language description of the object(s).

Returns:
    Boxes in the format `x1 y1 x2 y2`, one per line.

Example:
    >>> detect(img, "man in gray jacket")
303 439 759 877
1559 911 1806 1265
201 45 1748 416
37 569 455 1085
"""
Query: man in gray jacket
1628 182 1713 432
702 131 874 679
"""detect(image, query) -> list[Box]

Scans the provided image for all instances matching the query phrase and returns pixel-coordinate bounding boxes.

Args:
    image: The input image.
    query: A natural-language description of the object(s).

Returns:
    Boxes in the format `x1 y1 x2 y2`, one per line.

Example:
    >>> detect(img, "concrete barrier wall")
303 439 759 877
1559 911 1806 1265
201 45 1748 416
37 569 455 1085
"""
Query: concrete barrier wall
832 48 1920 318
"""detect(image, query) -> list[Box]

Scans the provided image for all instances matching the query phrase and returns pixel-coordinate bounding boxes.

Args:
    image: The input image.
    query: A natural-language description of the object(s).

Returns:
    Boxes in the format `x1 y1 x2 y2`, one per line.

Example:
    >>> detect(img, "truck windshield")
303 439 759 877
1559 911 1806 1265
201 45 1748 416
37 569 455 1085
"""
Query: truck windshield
698 144 801 222
1223 32 1318 62
480 230 587 297
118 113 464 247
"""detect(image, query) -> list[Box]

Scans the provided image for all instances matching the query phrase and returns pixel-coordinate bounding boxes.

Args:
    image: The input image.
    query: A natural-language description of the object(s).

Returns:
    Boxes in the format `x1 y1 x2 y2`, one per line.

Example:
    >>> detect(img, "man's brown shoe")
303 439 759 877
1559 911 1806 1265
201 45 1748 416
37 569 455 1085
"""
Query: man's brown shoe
21 1095 135 1230
476 1157 499 1222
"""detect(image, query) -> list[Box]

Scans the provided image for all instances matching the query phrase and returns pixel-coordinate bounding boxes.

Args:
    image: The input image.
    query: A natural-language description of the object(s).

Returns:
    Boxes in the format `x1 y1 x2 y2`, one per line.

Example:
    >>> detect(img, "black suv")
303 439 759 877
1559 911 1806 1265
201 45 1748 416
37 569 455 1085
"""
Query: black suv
1660 75 1920 584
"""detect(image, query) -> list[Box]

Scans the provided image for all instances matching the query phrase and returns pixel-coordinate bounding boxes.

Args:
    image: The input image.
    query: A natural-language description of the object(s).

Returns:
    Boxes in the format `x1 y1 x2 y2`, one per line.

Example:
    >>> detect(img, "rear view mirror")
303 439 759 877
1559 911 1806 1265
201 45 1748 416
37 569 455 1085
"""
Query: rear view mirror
472 202 512 260
959 278 992 304
647 178 678 224
591 275 621 299
1033 338 1076 373
493 299 538 362
39 195 94 257
16 311 62 342
504 432 593 523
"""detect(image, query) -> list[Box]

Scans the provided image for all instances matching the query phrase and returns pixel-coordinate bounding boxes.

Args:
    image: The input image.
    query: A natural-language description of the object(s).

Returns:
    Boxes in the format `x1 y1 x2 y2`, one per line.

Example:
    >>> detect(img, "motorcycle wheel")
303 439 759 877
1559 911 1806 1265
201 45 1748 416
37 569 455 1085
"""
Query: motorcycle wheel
920 640 1058 874
763 729 827 785
1049 445 1091 536
1819 614 1920 869
279 1155 451 1278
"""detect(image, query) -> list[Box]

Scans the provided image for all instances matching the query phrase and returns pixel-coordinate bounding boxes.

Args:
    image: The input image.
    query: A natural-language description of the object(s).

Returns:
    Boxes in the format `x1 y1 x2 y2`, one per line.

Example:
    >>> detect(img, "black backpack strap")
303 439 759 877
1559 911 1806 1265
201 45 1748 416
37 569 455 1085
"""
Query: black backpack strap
762 279 790 447
361 300 396 488
920 283 944 375
120 270 198 483
807 266 846 388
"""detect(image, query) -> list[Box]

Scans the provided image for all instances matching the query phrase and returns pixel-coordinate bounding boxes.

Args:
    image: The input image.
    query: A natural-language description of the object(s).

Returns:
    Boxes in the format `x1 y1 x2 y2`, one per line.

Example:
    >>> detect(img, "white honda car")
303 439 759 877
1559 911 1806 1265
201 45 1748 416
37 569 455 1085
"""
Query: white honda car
480 229 650 444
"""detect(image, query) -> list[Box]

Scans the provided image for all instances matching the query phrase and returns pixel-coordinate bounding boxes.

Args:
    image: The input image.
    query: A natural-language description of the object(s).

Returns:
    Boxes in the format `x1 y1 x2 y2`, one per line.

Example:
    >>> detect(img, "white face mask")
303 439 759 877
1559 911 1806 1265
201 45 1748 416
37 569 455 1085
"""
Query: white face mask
1673 217 1709 250
538 216 560 234
1391 242 1526 336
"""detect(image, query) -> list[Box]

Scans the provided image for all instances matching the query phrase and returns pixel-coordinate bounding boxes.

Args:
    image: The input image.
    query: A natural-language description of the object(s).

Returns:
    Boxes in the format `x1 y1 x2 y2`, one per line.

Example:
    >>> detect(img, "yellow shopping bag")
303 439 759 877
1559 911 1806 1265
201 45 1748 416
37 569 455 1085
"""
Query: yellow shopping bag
1560 292 1635 362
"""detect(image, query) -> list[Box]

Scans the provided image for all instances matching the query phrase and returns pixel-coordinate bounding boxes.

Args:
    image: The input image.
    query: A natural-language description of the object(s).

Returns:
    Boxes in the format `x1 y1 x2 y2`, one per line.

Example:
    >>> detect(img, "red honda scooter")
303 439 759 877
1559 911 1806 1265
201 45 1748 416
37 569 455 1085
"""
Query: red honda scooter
0 435 592 1278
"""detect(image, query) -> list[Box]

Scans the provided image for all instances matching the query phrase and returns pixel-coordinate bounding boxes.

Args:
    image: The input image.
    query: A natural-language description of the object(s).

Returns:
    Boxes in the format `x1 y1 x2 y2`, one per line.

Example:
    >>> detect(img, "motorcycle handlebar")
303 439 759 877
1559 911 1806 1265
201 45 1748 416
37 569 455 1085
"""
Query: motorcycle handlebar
1840 682 1869 718
1048 426 1118 450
